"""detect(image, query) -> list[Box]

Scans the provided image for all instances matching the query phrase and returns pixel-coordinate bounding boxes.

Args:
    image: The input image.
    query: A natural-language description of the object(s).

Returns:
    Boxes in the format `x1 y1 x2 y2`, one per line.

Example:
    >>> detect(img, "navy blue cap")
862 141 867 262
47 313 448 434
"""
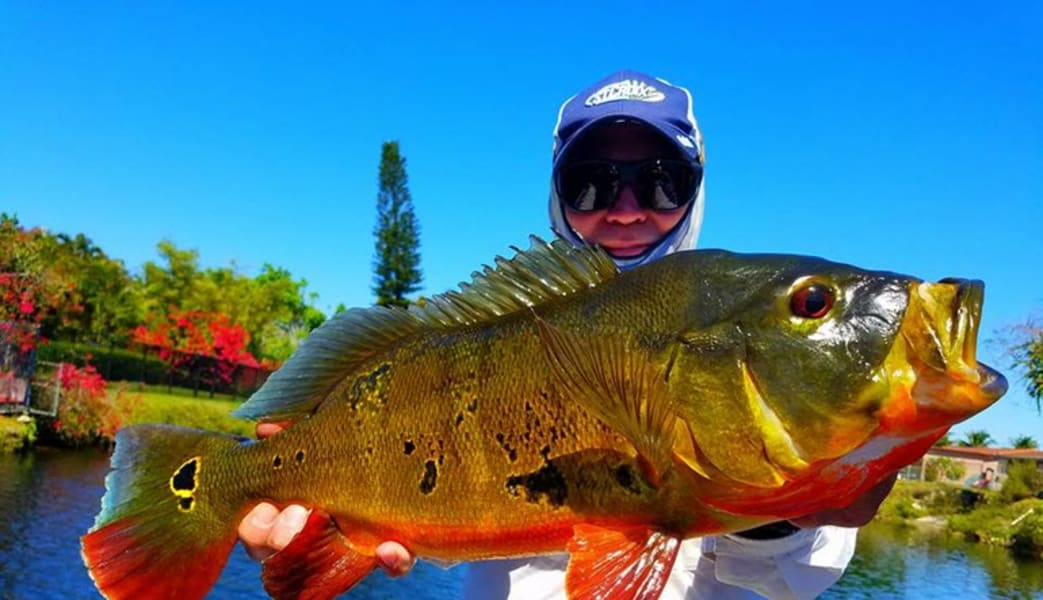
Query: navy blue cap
552 70 704 168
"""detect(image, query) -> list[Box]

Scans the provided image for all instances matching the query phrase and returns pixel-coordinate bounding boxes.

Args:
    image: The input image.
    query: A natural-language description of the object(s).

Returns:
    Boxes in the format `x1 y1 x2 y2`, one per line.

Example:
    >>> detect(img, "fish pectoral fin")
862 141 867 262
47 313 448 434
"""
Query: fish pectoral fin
261 509 380 600
565 523 681 600
535 315 677 484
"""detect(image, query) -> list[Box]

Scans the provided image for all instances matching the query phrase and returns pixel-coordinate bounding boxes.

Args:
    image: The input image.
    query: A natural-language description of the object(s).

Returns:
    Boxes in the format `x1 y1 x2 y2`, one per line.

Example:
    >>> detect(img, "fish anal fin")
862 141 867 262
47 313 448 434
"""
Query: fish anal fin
81 516 237 600
565 523 680 600
535 315 677 484
262 510 380 600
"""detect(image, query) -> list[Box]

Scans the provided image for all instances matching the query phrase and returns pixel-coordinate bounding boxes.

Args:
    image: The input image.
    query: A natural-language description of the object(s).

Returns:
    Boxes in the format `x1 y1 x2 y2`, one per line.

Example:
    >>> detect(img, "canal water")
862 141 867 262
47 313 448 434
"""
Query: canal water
1 450 1040 599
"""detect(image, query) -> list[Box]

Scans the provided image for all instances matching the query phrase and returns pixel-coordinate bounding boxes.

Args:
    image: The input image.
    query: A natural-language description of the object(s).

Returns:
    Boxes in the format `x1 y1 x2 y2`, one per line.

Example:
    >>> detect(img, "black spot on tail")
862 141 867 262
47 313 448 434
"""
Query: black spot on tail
506 462 567 507
172 458 198 492
419 460 438 495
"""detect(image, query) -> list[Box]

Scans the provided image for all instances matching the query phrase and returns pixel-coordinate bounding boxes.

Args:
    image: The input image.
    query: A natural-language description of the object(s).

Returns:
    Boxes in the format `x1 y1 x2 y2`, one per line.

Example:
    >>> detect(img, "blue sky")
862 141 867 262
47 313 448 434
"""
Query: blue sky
2 2 1040 445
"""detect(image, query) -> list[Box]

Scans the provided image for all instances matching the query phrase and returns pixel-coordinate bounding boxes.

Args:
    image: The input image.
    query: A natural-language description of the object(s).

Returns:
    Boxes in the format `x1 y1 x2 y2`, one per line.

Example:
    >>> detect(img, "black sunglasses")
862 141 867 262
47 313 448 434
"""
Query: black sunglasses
554 158 703 213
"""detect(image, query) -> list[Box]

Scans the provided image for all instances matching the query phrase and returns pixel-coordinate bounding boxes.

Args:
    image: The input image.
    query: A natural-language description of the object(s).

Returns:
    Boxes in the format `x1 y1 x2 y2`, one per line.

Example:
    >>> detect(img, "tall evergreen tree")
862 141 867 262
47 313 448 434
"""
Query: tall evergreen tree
372 141 422 308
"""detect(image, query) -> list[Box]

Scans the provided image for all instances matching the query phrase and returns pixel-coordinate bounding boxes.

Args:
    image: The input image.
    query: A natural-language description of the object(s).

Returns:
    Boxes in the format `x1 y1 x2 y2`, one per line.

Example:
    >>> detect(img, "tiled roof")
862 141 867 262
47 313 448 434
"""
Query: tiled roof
927 446 1043 460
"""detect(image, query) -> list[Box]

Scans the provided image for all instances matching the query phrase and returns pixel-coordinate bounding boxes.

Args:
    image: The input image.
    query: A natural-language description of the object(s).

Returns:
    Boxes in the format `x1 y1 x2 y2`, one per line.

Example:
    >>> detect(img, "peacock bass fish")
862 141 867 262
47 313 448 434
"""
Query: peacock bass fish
81 237 1006 600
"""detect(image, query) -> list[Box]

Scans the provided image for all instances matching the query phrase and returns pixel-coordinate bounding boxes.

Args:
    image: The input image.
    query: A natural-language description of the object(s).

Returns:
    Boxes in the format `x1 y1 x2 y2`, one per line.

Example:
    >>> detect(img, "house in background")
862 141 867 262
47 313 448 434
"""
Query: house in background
902 446 1043 489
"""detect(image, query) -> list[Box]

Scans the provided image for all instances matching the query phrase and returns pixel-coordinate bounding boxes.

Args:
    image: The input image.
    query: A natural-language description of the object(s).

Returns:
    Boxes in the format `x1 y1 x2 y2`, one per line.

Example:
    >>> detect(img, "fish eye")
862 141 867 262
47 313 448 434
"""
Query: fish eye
790 283 834 319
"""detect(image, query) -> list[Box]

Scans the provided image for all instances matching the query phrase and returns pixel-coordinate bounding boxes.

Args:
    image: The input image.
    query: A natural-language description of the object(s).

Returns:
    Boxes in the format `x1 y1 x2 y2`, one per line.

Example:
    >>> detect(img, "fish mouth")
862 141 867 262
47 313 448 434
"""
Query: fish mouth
898 278 1007 421
977 362 1008 399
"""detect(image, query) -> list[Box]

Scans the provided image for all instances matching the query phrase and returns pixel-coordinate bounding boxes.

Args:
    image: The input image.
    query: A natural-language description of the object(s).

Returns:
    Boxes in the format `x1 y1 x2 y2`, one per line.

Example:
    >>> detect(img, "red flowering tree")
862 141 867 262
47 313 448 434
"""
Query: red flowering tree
132 310 259 396
0 216 73 352
1 215 77 410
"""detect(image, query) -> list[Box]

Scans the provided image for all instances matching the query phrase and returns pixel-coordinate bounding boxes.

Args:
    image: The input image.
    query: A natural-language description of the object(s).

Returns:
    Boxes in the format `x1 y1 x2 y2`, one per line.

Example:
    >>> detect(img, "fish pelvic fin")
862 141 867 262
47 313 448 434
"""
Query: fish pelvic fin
535 315 677 485
566 523 681 600
81 424 246 600
262 510 380 600
235 235 616 422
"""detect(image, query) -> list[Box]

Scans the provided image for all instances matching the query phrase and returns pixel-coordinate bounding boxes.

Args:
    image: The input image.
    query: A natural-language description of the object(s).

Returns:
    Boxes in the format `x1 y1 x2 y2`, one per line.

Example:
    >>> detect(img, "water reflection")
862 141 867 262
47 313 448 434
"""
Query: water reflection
0 450 112 597
0 451 1039 599
825 521 1043 599
0 450 460 599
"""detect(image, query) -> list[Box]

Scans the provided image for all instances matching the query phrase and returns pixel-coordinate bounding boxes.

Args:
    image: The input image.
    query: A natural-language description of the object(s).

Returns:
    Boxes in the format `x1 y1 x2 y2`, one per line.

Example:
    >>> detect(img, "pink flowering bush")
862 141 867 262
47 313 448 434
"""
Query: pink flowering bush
50 362 121 446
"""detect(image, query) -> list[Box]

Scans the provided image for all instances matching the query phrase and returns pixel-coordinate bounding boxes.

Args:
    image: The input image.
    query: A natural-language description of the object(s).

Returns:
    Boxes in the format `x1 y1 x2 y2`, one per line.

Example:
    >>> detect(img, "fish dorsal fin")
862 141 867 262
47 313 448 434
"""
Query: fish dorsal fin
235 236 616 422
412 235 619 327
534 315 678 485
233 307 424 421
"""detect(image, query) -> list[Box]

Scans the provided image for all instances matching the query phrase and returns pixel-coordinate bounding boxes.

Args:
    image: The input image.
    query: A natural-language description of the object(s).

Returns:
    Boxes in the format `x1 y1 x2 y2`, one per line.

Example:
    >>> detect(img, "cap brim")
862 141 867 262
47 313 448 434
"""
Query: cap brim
554 115 700 169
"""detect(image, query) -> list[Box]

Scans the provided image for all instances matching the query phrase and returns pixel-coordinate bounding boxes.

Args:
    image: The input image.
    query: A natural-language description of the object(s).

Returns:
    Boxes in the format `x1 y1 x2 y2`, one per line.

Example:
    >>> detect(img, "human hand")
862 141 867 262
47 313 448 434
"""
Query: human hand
236 422 417 576
789 471 899 529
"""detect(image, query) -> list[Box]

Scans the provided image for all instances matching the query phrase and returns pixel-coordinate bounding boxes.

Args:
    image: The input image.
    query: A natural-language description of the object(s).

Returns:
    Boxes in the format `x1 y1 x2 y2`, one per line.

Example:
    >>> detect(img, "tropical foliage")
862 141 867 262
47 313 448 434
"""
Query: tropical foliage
46 363 125 446
999 459 1043 504
0 214 326 445
924 456 966 482
0 214 72 351
1010 435 1039 449
0 214 324 364
1005 319 1043 411
959 430 995 448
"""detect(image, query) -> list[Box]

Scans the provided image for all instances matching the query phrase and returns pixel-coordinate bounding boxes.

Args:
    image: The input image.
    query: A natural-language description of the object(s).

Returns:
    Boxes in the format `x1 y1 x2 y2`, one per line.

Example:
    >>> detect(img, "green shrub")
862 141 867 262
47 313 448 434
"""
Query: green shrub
949 498 1043 549
0 415 36 453
37 340 268 397
1000 460 1043 503
924 456 966 482
1011 509 1043 557
37 340 168 384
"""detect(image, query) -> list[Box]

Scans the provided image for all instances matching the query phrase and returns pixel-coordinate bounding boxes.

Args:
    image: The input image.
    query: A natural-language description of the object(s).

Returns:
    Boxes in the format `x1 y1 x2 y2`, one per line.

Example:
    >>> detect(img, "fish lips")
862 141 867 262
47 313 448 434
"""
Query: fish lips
906 278 988 384
976 362 1008 400
897 278 1008 426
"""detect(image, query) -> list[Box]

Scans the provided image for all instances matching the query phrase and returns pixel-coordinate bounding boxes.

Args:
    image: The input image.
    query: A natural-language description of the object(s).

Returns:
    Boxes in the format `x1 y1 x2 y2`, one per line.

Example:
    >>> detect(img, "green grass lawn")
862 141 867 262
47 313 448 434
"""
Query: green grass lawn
109 381 255 438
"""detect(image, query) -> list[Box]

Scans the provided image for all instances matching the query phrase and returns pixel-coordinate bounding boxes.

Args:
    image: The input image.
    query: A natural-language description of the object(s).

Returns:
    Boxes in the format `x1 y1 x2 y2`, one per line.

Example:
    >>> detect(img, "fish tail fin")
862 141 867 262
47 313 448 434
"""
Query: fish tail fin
81 424 246 600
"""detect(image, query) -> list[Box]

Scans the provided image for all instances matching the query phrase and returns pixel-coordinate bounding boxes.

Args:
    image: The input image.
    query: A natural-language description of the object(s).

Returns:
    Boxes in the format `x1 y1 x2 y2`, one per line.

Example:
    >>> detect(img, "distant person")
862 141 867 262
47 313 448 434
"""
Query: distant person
238 70 898 599
972 467 995 489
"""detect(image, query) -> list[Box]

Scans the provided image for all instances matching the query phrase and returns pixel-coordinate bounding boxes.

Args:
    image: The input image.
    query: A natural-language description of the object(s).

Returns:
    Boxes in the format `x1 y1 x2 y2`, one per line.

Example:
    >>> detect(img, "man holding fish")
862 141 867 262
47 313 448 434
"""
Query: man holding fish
238 70 900 599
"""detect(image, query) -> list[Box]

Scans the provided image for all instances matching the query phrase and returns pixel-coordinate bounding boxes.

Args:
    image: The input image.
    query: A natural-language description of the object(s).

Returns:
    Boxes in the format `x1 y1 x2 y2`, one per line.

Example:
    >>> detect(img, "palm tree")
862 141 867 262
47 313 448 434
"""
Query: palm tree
1010 435 1039 449
958 430 994 447
933 432 954 447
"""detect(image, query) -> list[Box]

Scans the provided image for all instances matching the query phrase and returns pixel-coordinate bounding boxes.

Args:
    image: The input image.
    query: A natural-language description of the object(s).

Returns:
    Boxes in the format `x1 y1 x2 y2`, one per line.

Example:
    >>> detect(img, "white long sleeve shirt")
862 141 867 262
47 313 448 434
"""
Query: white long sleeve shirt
461 526 857 600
